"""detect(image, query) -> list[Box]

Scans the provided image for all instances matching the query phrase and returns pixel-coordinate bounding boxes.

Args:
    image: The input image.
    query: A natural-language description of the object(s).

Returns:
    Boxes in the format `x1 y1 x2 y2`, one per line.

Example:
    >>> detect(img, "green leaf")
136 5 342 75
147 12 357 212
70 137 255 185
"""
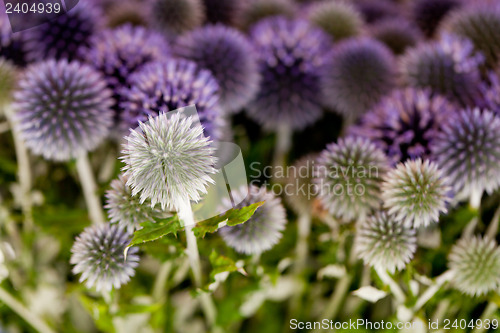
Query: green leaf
192 201 265 238
209 250 246 281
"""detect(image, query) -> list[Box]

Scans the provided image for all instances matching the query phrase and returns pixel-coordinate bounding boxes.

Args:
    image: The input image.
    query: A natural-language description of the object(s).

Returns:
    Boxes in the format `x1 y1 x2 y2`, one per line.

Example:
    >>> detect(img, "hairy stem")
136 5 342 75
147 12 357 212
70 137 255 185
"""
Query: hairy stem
469 187 482 210
76 153 105 225
317 273 353 326
375 268 406 304
294 213 312 273
412 271 454 314
473 302 498 333
485 204 500 240
272 123 292 178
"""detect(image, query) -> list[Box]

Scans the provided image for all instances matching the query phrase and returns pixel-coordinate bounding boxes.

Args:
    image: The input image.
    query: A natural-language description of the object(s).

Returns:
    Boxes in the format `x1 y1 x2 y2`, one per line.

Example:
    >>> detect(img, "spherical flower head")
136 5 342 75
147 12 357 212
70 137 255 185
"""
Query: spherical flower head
321 38 395 121
315 137 389 222
151 0 205 37
247 17 331 130
413 0 462 37
105 1 151 28
382 159 451 229
105 174 164 233
371 18 421 55
284 154 318 215
121 59 225 141
448 236 500 296
355 212 417 273
431 108 500 199
0 15 28 67
400 34 484 106
0 59 16 107
174 25 260 113
240 0 295 31
354 0 400 24
306 1 364 42
70 224 139 292
121 112 217 212
203 0 246 26
24 1 103 61
13 59 113 161
441 1 500 68
349 88 456 165
219 185 287 255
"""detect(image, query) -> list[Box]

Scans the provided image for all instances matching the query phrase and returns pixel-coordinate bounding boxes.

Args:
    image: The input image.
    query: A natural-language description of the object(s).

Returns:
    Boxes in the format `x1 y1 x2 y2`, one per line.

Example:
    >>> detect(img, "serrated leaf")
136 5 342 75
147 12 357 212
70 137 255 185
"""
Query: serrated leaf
205 250 246 292
192 201 265 238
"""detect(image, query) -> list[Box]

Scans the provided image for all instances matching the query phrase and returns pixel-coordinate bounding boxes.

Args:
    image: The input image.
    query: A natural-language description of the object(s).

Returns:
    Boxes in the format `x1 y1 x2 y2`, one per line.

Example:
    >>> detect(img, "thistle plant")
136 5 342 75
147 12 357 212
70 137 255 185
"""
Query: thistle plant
0 59 16 108
174 25 260 113
105 1 150 28
448 236 500 296
239 0 295 31
412 0 462 37
315 137 389 222
219 185 287 255
0 16 28 67
354 0 400 24
431 108 500 207
382 159 451 228
321 38 395 122
371 19 421 55
150 0 205 37
70 224 139 292
355 212 417 273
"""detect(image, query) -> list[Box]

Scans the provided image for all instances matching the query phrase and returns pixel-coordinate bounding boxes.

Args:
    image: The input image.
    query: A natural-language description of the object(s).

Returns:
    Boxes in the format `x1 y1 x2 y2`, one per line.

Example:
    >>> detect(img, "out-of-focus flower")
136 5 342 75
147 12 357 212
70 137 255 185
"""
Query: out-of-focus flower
106 1 151 28
71 224 139 292
121 59 225 140
284 154 317 216
81 24 169 137
203 0 246 26
105 174 164 233
121 112 217 212
448 236 500 296
371 19 421 55
219 185 287 255
431 108 500 201
13 60 113 161
400 34 484 106
150 0 205 37
306 1 363 42
239 0 295 31
247 17 331 130
349 88 456 165
441 1 500 68
382 159 450 228
477 71 500 115
0 59 16 107
355 211 417 273
174 25 260 113
354 0 400 24
0 16 28 66
315 137 389 222
322 38 395 121
412 0 462 37
24 1 103 61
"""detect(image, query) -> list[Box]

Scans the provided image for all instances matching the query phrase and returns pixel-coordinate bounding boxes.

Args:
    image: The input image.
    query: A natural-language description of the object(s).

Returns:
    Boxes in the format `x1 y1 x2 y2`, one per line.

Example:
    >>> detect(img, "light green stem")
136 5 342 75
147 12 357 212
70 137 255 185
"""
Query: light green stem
76 153 105 225
272 123 292 179
294 213 312 273
473 302 498 333
318 273 353 325
412 270 454 314
376 268 406 304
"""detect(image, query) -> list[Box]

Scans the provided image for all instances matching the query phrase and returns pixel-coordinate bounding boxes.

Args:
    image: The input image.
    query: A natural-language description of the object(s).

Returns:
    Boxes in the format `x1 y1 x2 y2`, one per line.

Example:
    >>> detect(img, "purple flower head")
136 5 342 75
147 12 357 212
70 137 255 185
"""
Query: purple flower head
477 71 500 115
24 1 103 62
203 0 245 26
400 34 484 106
151 0 205 37
0 15 28 67
349 88 456 165
13 59 113 161
371 18 422 55
174 25 260 113
247 17 331 130
431 108 500 200
71 224 139 292
412 0 462 37
321 38 395 121
121 59 225 141
82 24 169 137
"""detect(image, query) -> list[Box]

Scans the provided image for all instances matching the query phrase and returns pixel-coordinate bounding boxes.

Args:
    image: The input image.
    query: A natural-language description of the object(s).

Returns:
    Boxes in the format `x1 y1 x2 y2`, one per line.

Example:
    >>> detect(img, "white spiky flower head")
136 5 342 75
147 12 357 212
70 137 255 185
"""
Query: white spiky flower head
382 159 451 229
448 236 500 296
121 111 217 212
355 212 417 273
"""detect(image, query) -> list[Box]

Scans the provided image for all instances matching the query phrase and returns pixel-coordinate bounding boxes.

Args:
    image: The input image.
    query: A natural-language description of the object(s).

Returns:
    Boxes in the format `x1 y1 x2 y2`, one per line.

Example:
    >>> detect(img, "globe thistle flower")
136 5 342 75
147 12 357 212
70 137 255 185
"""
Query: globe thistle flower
315 137 389 222
400 34 484 106
284 154 317 216
13 60 113 161
219 185 287 255
413 0 462 37
120 59 225 140
0 16 28 67
150 0 205 37
441 1 500 68
174 25 260 113
105 174 164 233
0 59 16 107
382 159 451 228
431 108 500 202
306 1 364 42
355 212 417 273
121 112 217 212
477 71 500 115
203 0 245 26
70 224 139 292
23 1 103 61
81 24 169 136
106 1 151 28
348 88 456 165
354 0 400 24
321 38 395 121
448 236 500 296
247 17 331 130
240 0 295 31
371 19 421 55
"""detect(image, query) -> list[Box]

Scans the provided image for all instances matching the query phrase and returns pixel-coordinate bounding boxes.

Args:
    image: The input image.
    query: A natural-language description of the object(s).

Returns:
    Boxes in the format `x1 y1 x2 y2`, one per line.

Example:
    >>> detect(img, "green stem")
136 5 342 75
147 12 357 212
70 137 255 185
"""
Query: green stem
272 123 292 179
485 204 500 240
412 271 454 314
473 302 498 333
153 261 172 301
294 213 312 273
318 273 353 324
376 268 406 304
76 153 105 225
